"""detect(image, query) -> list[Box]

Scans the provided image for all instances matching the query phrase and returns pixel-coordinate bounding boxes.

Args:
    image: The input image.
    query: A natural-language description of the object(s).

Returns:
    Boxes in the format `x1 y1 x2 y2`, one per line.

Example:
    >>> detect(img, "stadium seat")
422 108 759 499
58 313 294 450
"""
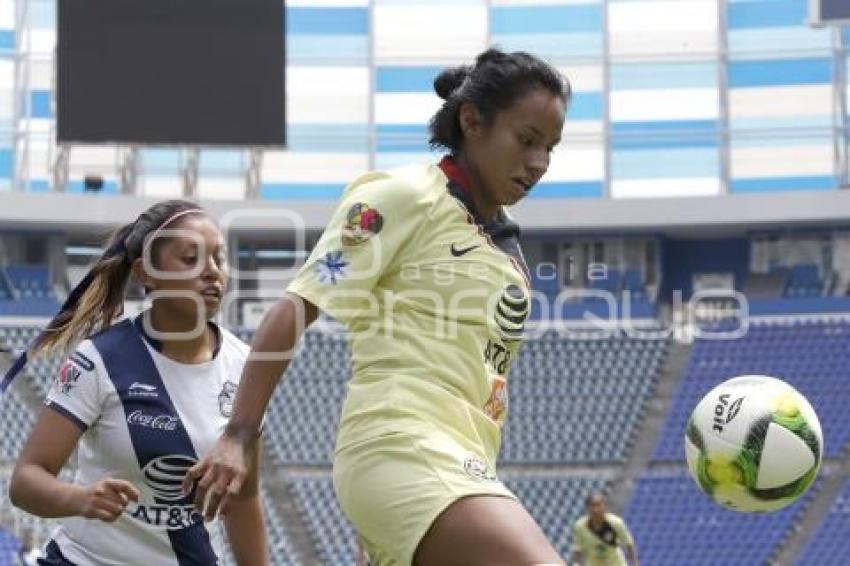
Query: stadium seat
0 391 34 461
0 526 21 566
624 470 817 566
502 332 668 465
504 474 610 558
796 477 850 565
5 265 56 297
0 265 61 315
784 264 824 298
288 474 357 565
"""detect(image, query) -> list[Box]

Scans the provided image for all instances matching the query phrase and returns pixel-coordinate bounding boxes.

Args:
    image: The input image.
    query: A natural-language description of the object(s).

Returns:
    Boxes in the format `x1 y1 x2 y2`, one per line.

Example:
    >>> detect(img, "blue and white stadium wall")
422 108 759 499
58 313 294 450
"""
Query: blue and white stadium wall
0 0 846 200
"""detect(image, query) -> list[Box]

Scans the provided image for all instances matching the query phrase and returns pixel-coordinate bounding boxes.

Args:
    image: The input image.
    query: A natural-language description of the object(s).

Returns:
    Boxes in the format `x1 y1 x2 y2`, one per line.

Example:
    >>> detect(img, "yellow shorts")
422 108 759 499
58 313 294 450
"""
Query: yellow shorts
333 428 516 566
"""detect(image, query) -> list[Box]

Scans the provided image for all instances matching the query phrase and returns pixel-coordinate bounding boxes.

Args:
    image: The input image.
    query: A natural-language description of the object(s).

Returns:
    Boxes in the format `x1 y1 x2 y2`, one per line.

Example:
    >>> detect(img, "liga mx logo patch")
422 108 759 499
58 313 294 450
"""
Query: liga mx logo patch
56 361 82 395
316 251 349 285
463 455 497 482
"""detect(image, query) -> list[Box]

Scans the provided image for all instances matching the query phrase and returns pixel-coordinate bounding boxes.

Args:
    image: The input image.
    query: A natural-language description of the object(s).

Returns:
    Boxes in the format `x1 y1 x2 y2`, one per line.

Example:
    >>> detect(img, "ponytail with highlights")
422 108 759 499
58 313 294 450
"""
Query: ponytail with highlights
32 222 135 356
1 199 204 393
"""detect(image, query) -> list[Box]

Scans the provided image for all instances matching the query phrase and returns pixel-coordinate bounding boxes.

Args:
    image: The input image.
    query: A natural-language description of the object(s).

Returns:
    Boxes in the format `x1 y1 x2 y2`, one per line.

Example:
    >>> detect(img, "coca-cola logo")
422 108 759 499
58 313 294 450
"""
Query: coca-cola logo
127 410 180 432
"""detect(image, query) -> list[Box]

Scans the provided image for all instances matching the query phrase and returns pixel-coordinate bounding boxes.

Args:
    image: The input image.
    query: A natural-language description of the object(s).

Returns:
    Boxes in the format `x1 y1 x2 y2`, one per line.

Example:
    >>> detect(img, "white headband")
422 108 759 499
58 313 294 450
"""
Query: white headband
144 209 205 249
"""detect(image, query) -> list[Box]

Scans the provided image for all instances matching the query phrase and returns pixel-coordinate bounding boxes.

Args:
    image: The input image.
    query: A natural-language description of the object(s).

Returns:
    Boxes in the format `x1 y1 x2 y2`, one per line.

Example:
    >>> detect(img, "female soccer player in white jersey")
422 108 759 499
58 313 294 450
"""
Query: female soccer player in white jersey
188 48 570 565
6 200 268 565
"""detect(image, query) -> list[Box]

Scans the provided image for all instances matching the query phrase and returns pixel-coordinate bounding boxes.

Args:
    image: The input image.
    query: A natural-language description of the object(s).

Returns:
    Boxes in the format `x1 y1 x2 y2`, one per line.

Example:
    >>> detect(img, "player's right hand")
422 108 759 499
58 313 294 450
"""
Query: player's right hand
183 430 254 521
77 478 140 522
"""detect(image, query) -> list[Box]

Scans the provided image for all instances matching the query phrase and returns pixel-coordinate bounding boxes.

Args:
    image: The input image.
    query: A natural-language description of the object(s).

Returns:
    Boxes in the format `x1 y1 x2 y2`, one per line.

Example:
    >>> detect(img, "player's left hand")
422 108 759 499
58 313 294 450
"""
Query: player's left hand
183 427 257 520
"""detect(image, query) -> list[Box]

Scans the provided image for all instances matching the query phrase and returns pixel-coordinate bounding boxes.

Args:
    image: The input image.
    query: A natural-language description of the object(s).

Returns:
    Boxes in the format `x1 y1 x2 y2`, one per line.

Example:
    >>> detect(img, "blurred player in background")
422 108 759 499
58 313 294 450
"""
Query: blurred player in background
187 48 569 565
6 200 268 565
572 492 638 566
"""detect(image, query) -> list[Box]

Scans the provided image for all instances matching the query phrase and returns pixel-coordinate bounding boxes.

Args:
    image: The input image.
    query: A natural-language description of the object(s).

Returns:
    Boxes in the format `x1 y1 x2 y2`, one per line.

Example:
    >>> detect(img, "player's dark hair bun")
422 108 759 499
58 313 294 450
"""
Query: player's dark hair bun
475 47 508 67
428 47 570 154
433 66 471 100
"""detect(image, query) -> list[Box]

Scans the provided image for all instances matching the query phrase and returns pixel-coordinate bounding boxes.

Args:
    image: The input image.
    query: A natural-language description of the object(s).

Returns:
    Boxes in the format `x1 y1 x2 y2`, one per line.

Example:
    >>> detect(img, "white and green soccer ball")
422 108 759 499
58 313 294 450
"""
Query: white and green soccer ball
685 375 823 513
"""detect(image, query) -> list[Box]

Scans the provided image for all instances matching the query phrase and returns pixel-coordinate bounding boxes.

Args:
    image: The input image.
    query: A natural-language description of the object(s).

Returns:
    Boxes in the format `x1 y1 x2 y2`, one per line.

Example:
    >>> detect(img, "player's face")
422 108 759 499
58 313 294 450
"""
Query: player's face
588 498 606 520
145 215 228 320
465 87 565 208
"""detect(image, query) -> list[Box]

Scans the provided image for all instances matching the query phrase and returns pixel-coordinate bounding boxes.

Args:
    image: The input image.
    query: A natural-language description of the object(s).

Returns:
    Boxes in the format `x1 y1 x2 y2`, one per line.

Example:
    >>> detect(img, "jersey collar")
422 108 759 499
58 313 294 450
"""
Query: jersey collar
133 313 222 359
438 155 521 241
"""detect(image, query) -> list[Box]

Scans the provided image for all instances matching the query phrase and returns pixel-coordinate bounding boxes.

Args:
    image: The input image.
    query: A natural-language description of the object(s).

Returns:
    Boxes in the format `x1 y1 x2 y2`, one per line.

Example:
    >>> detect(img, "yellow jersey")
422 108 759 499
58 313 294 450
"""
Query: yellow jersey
287 157 530 465
572 513 635 566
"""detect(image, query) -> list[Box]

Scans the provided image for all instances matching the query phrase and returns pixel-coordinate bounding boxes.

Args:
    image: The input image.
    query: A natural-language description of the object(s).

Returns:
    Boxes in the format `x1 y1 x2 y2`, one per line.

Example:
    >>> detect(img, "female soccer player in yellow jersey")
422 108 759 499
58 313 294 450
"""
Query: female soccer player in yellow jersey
572 492 639 566
187 48 570 565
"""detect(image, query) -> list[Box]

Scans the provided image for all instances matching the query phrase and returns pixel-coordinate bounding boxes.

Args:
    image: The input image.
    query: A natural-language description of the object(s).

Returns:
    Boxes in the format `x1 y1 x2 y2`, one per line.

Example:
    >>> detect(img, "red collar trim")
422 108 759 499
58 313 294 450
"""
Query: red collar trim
438 155 474 194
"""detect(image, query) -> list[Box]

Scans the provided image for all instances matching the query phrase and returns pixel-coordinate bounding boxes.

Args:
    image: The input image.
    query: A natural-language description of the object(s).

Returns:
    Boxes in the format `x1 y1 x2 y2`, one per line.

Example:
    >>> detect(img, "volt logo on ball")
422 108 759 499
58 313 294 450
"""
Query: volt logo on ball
713 394 744 433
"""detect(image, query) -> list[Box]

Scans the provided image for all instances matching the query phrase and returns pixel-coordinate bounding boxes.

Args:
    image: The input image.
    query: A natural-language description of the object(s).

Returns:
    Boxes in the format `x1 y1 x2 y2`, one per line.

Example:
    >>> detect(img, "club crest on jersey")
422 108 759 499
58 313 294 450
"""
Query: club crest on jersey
463 455 497 482
316 251 349 285
218 380 237 417
55 360 82 395
342 202 383 246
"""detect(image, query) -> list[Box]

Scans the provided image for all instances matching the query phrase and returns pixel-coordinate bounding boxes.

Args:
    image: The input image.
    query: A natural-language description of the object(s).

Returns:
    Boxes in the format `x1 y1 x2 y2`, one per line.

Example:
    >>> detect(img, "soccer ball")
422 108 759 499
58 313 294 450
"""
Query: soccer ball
685 375 822 513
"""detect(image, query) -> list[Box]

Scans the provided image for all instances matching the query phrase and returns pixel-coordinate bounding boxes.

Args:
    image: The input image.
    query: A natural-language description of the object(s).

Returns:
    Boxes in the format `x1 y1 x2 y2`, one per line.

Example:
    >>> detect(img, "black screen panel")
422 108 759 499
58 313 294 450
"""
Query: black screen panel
822 0 850 21
58 0 285 146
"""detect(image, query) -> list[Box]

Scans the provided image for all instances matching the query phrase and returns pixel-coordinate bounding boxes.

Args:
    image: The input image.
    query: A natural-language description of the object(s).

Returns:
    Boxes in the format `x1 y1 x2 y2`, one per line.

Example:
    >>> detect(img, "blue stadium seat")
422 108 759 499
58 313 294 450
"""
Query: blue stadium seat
797 477 850 565
0 526 21 566
5 265 55 296
504 474 610 558
784 264 824 298
288 474 357 565
625 470 817 566
0 391 34 461
0 266 61 315
502 333 668 465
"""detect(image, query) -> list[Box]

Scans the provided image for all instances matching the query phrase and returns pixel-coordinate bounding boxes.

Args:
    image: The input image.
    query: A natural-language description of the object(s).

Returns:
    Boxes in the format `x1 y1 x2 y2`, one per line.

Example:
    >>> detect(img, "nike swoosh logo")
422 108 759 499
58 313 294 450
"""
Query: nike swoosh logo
451 243 480 257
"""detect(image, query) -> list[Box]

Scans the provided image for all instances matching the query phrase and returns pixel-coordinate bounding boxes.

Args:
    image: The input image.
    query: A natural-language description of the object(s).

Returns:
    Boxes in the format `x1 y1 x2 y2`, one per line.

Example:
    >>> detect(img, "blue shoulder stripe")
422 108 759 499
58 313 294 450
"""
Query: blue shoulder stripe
69 351 95 371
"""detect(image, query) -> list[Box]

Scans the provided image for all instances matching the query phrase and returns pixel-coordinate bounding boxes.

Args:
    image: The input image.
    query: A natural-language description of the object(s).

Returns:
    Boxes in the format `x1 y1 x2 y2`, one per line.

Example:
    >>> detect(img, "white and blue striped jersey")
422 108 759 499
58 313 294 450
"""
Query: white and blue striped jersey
44 316 249 565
